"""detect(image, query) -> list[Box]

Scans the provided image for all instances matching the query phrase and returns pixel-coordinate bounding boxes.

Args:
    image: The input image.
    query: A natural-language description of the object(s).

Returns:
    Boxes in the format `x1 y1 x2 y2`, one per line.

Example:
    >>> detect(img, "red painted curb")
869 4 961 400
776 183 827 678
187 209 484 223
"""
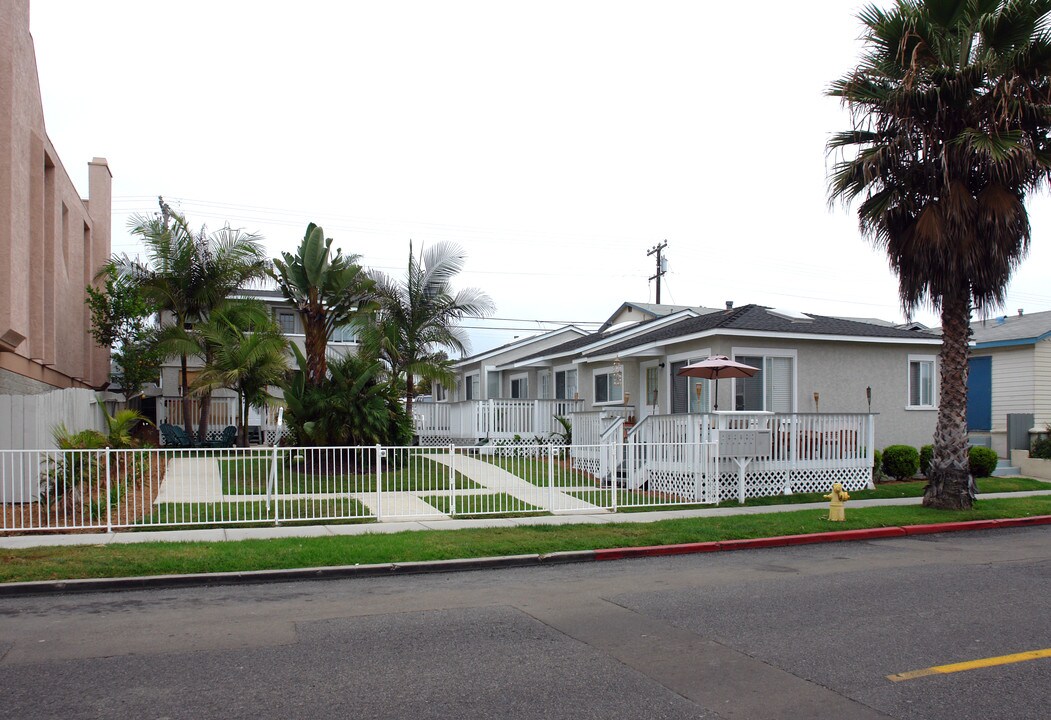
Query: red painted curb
902 519 1003 535
594 541 722 561
592 517 1051 561
994 515 1051 529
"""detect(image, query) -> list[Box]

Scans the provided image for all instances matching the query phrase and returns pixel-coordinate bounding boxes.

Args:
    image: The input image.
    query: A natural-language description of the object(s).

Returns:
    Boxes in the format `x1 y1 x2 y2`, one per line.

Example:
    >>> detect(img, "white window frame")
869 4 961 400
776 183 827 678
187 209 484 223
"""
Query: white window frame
485 366 500 399
731 347 798 413
537 370 551 400
555 365 579 400
464 372 480 401
510 373 529 400
330 323 357 344
907 354 937 410
667 349 712 414
593 366 625 406
276 309 297 335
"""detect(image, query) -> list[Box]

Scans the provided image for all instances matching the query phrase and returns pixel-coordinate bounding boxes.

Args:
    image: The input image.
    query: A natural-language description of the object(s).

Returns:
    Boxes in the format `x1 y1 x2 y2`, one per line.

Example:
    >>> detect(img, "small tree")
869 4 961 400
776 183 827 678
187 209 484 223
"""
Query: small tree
271 223 375 387
189 303 289 446
86 263 163 402
364 241 494 418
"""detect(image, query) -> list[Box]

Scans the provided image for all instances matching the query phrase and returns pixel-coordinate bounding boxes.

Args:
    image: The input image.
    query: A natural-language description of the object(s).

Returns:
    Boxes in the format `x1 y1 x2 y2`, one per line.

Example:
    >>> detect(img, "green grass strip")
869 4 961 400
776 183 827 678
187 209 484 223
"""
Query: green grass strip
219 455 480 494
137 498 372 527
482 456 596 487
420 493 545 517
3 496 1051 584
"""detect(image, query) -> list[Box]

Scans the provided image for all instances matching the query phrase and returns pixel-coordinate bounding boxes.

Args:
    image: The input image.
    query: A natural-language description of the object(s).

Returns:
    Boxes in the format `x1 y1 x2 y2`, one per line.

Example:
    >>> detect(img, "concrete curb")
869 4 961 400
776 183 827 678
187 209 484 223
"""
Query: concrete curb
3 515 1051 597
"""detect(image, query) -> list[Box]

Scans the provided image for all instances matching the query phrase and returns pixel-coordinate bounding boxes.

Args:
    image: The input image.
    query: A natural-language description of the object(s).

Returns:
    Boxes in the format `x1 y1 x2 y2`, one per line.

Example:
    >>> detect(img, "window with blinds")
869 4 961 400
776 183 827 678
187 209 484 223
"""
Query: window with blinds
909 357 934 407
671 359 710 413
734 355 794 412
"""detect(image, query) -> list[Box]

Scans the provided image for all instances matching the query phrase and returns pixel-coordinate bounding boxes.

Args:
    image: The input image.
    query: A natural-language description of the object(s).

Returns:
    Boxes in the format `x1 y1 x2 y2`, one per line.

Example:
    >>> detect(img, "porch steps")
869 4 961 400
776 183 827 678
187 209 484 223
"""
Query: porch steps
992 459 1021 477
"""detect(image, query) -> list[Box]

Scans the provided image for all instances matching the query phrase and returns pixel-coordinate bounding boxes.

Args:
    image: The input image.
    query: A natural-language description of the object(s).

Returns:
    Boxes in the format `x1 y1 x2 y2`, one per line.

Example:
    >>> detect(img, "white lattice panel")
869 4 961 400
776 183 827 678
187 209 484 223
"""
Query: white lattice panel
417 435 453 446
788 467 871 493
645 470 717 503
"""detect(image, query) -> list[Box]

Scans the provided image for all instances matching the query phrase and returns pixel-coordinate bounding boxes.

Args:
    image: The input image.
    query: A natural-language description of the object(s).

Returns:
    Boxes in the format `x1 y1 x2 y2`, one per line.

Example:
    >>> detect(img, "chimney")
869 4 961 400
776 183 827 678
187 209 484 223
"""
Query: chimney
725 301 734 310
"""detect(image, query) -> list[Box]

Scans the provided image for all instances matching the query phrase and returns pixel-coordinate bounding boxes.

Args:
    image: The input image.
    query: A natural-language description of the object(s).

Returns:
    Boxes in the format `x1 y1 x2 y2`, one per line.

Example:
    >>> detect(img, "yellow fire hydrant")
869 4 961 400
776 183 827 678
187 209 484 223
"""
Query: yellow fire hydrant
824 482 850 521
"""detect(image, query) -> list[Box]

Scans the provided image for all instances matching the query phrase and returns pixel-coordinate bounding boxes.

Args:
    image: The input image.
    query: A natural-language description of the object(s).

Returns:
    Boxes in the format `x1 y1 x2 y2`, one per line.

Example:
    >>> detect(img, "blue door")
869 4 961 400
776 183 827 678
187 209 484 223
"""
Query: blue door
967 356 992 431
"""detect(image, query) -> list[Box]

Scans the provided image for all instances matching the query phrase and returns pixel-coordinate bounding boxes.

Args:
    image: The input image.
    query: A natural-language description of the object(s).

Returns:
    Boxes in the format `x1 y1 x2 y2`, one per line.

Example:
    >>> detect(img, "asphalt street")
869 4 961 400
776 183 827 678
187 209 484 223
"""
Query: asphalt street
2 527 1050 719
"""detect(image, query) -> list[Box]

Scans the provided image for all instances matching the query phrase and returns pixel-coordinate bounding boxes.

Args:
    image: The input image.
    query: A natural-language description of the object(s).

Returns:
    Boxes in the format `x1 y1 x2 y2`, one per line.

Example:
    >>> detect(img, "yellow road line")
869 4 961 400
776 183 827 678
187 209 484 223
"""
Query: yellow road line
887 648 1051 682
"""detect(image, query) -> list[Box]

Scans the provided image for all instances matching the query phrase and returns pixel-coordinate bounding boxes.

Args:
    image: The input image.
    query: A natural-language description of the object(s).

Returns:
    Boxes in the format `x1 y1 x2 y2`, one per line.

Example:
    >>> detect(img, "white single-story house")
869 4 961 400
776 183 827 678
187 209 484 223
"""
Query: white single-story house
967 308 1051 457
423 301 943 451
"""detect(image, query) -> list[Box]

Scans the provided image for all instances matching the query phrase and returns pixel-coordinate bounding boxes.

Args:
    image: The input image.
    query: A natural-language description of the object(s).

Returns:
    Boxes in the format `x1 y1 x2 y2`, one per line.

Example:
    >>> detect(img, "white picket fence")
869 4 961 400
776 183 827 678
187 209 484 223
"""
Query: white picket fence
157 397 288 445
628 412 876 501
414 399 585 444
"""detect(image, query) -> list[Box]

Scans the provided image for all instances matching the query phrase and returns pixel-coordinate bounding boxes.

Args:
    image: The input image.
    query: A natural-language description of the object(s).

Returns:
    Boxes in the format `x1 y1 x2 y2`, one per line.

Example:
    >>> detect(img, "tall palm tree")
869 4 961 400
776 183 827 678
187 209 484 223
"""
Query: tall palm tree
828 0 1051 509
115 197 269 435
187 302 289 447
365 241 495 418
270 223 375 387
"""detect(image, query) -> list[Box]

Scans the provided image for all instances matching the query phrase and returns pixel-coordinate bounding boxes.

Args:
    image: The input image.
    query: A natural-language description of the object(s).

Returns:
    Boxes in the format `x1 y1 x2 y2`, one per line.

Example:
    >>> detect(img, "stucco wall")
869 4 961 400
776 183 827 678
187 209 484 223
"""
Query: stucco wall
455 329 586 400
580 335 938 449
0 1 110 391
0 366 54 395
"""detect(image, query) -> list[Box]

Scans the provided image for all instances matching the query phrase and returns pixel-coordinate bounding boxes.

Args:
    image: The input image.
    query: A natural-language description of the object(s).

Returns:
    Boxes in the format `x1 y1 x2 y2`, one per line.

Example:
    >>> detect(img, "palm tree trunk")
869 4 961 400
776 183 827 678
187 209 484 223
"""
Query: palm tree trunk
304 318 327 387
923 287 973 510
405 372 414 418
197 391 212 445
180 354 193 436
238 388 248 447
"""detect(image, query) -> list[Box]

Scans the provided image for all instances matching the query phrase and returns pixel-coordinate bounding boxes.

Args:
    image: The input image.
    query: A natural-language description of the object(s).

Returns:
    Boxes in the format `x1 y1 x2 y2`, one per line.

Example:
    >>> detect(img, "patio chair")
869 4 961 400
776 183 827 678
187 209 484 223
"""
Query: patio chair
161 423 199 448
204 425 237 449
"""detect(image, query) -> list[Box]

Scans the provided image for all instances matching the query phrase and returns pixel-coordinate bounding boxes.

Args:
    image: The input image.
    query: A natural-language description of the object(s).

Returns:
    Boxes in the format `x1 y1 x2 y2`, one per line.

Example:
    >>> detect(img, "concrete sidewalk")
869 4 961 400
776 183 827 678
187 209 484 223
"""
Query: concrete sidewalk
3 490 1050 550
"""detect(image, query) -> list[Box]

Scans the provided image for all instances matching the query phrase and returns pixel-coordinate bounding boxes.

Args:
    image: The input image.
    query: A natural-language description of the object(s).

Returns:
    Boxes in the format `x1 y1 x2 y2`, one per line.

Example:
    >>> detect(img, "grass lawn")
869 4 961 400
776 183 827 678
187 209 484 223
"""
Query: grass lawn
137 498 373 527
420 493 546 518
482 456 598 487
219 455 480 494
3 495 1050 583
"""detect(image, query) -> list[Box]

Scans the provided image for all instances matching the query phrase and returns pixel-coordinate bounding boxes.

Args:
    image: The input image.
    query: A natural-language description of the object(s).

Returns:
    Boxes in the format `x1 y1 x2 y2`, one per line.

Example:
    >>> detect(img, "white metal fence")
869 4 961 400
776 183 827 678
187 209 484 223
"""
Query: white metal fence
0 416 875 533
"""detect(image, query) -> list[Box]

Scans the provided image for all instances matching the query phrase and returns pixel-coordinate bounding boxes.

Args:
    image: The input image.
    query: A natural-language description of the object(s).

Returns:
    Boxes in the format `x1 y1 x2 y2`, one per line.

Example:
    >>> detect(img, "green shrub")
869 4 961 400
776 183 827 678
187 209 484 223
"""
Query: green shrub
1031 425 1051 459
872 449 888 483
969 446 999 478
919 444 933 476
882 445 919 481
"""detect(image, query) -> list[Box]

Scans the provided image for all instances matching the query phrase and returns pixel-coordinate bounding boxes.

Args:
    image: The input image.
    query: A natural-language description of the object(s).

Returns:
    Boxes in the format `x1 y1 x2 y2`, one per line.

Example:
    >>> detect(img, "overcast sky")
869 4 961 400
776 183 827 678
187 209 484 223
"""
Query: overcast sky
28 1 1051 354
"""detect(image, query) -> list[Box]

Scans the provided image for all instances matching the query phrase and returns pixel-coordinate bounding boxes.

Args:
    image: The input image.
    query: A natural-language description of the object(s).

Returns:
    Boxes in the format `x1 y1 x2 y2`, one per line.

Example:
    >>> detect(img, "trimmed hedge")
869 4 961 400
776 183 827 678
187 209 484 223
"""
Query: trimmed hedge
919 444 933 476
969 446 999 478
882 444 919 481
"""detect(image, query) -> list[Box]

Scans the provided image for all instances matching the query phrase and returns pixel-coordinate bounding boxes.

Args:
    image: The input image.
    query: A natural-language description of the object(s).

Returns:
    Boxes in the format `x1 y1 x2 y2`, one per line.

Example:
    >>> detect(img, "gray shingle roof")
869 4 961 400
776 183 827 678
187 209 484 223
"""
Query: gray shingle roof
509 304 938 366
590 304 940 357
971 310 1051 344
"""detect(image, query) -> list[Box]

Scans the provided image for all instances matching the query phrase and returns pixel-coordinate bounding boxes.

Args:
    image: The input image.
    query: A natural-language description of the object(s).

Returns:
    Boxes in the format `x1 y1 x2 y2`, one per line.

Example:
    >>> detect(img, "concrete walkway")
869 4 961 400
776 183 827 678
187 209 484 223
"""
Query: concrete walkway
153 458 224 503
429 453 603 513
3 490 1050 549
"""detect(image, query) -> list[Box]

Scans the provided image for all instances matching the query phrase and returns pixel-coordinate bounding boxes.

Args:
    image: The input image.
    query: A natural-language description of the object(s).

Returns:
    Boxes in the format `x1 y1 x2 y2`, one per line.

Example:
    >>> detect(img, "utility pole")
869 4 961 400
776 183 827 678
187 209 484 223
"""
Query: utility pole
648 240 668 304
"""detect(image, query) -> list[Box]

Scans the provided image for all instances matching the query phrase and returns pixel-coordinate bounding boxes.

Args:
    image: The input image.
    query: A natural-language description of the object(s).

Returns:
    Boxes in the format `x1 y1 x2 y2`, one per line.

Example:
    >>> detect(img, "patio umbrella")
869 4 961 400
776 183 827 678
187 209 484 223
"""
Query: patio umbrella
677 355 759 411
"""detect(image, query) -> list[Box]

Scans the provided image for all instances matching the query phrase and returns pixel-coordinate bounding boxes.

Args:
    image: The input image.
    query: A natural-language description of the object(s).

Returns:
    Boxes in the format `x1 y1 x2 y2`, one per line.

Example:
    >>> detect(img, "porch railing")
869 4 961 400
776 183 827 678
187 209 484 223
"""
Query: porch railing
414 399 585 442
158 397 287 445
628 411 875 500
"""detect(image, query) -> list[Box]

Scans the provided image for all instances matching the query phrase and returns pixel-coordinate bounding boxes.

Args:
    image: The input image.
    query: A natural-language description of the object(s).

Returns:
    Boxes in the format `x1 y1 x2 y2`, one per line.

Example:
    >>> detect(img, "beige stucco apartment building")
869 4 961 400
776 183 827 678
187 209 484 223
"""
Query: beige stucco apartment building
0 0 111 394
